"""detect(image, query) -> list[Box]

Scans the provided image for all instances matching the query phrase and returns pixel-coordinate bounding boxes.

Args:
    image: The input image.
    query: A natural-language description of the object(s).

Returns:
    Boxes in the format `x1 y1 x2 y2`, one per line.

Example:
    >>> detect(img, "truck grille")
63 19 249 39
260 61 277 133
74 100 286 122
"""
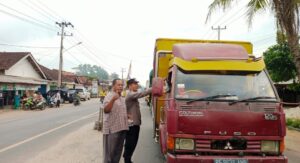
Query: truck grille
195 139 211 151
211 138 247 150
195 139 261 153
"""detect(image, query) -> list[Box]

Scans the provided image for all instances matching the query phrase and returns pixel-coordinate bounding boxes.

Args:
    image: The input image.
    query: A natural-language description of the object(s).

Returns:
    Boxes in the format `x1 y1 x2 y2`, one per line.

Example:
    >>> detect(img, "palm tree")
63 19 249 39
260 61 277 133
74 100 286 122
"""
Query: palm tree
207 0 300 80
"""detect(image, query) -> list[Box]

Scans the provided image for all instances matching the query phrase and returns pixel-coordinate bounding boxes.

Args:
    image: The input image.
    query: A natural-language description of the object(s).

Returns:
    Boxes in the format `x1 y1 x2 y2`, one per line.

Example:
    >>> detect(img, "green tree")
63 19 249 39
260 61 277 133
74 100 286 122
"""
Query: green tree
109 72 119 80
264 43 297 82
76 64 109 80
207 0 300 80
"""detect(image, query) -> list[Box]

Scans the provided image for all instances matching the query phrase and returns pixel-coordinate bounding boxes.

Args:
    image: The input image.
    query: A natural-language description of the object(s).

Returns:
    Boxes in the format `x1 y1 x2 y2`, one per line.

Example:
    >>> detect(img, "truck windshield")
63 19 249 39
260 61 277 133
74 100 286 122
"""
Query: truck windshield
175 69 276 101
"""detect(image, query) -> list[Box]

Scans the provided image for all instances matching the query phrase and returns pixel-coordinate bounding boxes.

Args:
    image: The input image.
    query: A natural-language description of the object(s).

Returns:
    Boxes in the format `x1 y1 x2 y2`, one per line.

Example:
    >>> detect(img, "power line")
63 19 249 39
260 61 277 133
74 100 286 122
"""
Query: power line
65 50 83 65
0 2 56 31
35 0 64 21
65 38 115 72
0 8 56 32
72 30 131 61
19 0 56 23
253 34 276 44
204 1 248 39
218 9 246 26
26 0 135 70
0 43 58 49
225 11 247 26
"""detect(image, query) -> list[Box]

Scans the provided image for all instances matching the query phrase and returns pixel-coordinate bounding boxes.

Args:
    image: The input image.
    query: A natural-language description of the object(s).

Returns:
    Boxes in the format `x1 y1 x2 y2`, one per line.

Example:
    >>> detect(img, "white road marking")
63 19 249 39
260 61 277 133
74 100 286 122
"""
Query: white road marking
0 111 99 153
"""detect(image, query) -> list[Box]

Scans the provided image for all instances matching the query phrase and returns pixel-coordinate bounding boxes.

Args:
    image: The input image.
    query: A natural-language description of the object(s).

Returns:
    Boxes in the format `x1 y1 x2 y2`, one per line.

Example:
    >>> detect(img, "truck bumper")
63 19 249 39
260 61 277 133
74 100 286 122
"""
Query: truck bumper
167 154 288 163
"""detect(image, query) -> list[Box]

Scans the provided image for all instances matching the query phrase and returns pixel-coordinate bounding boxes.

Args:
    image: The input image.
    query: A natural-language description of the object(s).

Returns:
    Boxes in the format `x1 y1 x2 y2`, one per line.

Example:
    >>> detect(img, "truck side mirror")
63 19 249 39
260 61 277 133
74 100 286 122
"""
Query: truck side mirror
152 77 164 97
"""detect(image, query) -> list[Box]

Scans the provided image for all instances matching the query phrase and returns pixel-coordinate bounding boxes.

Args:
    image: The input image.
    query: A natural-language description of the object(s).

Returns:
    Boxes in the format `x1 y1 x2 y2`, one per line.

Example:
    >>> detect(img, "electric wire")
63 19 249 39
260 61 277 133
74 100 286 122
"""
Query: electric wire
19 0 56 23
0 43 58 49
0 2 57 31
204 1 248 39
0 8 56 32
35 0 64 21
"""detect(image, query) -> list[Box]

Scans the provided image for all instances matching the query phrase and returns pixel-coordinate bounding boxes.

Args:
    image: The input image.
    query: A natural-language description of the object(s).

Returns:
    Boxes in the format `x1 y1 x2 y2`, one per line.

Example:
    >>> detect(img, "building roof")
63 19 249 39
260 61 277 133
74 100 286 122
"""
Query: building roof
0 52 47 79
39 65 77 83
0 52 29 70
39 64 57 80
0 75 48 85
76 76 93 85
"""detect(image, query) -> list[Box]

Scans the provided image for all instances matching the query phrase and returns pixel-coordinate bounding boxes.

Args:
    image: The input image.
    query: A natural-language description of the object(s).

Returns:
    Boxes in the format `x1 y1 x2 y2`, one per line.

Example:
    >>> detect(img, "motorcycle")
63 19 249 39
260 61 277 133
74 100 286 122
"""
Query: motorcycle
47 96 55 108
73 99 80 106
100 96 105 104
73 93 80 106
24 97 34 110
35 98 46 110
24 97 46 110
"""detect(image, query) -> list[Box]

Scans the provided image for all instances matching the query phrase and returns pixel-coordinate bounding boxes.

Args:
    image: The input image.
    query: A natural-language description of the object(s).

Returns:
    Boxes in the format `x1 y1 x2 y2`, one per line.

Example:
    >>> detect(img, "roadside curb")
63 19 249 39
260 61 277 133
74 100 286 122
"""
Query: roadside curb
287 126 300 132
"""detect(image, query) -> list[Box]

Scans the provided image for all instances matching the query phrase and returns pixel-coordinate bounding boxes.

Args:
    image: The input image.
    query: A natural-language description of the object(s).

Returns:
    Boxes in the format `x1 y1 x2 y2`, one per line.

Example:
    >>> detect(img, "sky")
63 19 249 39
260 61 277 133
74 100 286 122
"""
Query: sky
0 0 277 86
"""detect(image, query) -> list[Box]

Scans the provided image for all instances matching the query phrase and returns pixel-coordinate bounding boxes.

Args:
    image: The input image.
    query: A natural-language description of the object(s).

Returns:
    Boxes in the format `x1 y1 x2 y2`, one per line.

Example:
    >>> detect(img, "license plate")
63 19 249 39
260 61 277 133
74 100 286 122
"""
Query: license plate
214 159 248 163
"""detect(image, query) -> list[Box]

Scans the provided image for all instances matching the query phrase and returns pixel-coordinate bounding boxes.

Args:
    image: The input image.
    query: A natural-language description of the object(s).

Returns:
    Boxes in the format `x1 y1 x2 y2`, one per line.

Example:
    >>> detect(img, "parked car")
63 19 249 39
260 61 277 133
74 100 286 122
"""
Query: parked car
73 88 90 101
46 89 70 103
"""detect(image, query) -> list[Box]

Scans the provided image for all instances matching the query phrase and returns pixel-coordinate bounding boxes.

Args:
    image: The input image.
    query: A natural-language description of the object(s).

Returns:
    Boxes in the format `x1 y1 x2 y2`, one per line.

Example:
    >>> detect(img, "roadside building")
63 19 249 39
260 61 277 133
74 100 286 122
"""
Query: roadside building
76 76 93 91
39 65 79 90
0 52 48 108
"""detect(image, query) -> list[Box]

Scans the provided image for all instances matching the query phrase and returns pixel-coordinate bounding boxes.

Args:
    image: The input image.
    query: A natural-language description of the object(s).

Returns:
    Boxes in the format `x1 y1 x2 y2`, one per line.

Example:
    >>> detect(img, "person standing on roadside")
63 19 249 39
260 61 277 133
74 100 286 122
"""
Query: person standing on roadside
103 79 128 163
123 78 152 163
55 91 61 108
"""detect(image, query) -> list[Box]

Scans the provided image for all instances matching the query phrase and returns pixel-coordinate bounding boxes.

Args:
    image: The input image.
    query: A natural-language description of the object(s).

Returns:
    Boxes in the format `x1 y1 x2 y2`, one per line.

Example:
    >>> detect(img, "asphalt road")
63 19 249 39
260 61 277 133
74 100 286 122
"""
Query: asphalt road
0 99 100 163
129 101 165 163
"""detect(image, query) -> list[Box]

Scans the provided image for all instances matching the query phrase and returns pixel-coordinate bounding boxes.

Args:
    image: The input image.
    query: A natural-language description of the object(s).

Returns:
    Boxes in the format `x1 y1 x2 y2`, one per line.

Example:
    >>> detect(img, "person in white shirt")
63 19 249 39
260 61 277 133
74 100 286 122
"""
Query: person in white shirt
55 91 61 108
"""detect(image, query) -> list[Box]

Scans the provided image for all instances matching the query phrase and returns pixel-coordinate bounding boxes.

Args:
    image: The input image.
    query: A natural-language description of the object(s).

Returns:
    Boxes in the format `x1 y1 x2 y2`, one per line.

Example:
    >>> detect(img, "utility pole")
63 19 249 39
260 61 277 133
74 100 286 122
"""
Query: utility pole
211 26 226 40
56 21 74 88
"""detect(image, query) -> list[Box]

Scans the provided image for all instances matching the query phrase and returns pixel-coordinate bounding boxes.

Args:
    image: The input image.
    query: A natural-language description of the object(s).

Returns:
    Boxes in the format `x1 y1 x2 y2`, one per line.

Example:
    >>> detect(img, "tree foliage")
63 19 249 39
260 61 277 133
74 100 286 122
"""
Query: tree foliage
263 43 297 82
109 72 119 80
76 64 109 80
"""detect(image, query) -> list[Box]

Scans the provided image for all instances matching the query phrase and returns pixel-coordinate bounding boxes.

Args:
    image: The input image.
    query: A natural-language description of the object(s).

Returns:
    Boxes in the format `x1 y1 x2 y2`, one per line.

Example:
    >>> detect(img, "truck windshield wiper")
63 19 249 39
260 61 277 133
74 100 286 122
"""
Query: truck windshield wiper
186 94 237 104
229 96 276 105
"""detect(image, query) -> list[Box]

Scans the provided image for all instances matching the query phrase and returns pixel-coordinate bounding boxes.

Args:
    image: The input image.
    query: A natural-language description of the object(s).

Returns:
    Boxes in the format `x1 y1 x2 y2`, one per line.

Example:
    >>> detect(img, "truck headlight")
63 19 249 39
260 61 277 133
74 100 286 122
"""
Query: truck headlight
175 138 194 150
261 140 279 153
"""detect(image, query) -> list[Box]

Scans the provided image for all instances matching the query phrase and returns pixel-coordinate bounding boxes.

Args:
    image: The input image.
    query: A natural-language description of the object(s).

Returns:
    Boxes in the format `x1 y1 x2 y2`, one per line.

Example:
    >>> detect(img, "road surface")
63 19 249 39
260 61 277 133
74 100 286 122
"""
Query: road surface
0 99 99 163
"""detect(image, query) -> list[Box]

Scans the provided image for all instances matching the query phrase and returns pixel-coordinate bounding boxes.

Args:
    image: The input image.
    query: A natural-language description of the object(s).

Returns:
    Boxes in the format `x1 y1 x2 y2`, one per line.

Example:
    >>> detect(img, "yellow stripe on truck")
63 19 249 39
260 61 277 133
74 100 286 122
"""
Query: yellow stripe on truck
170 57 265 71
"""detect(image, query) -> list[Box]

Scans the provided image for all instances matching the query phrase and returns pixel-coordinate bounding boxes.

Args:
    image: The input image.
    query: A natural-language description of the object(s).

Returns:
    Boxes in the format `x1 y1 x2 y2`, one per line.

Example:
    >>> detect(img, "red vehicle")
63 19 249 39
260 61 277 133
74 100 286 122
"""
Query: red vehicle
151 38 287 163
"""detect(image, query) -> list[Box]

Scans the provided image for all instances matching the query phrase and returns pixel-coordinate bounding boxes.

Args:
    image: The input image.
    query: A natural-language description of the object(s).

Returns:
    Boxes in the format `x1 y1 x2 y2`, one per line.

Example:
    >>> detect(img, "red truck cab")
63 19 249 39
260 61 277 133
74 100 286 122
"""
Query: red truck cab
151 38 287 163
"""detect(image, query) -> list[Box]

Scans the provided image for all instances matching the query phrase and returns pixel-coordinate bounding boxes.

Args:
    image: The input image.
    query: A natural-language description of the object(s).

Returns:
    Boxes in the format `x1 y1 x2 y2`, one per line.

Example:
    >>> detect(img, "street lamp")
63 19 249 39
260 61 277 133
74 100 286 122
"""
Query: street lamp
63 42 82 53
58 42 82 88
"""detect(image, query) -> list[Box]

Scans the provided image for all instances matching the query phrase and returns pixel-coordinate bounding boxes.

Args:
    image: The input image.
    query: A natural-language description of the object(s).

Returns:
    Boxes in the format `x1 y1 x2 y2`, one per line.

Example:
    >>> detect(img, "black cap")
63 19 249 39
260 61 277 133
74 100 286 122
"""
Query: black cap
127 78 139 86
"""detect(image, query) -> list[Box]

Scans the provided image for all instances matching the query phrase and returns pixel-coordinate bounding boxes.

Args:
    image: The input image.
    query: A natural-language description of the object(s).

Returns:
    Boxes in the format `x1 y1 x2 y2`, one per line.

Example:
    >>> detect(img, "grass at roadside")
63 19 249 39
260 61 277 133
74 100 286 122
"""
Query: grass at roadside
286 118 300 129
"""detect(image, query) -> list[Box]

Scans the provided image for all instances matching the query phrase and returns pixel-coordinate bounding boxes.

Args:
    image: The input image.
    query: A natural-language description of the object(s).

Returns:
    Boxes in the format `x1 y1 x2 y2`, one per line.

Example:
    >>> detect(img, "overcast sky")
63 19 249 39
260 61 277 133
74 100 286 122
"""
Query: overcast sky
0 0 277 86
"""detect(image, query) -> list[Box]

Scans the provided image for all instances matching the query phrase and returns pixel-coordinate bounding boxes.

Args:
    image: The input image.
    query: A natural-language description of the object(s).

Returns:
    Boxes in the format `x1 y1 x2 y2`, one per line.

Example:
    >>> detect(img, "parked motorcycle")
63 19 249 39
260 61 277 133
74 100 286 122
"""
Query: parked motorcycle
35 98 46 110
47 95 55 108
24 97 46 110
24 97 34 110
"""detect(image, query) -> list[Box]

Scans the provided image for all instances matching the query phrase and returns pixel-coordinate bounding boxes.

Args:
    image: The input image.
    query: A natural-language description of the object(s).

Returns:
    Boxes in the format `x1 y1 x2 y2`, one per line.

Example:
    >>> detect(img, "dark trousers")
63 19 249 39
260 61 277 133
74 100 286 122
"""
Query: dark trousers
56 100 60 107
103 130 126 163
123 125 140 163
